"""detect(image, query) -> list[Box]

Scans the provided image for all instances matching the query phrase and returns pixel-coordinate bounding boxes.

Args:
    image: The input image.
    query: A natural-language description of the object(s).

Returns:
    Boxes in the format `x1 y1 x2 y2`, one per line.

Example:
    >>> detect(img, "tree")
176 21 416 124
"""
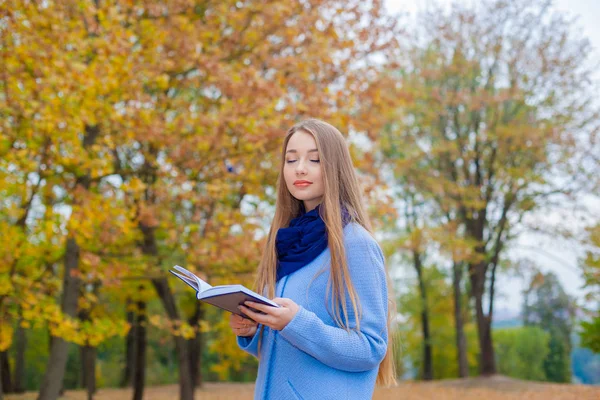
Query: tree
494 326 550 381
371 0 598 374
579 224 600 354
397 264 479 379
98 1 398 397
392 190 435 380
580 317 600 354
523 271 576 382
2 0 400 398
430 222 475 378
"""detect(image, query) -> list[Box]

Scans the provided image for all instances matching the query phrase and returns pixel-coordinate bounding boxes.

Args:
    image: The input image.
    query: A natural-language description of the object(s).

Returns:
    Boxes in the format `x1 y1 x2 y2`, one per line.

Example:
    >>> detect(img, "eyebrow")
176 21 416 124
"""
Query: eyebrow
285 149 319 154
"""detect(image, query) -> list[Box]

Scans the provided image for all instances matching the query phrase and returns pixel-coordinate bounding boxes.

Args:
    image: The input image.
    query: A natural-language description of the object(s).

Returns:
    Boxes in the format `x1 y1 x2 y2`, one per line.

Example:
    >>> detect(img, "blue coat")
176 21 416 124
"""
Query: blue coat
237 223 388 399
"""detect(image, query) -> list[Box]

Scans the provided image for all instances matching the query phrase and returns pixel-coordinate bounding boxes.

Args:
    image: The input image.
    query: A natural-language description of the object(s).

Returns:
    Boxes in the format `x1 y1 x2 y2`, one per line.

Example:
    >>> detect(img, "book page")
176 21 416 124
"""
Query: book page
169 270 199 290
173 265 212 293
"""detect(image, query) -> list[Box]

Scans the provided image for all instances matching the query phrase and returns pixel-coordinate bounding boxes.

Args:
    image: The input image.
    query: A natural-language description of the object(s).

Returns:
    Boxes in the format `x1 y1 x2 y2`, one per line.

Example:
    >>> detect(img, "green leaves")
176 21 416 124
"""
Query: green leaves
579 224 600 354
495 327 550 381
580 318 600 354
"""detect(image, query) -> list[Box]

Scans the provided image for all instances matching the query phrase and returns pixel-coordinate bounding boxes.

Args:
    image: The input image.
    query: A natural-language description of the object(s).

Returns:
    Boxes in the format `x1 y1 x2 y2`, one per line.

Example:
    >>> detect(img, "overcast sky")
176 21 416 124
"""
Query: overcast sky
383 0 600 316
384 0 600 81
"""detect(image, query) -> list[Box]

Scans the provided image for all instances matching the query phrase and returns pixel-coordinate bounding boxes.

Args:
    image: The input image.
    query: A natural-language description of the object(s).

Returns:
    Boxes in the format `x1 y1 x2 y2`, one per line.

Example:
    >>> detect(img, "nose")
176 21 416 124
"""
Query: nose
295 159 307 175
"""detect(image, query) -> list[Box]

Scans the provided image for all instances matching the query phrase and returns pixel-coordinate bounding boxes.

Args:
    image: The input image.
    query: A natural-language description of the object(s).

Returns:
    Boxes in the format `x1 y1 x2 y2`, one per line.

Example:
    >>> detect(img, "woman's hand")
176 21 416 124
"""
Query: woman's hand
238 297 299 331
229 313 258 337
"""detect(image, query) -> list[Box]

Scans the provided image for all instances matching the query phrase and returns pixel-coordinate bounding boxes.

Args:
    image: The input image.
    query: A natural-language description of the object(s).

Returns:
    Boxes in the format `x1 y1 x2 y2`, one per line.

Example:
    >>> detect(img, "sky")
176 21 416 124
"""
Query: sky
383 0 600 317
383 0 600 83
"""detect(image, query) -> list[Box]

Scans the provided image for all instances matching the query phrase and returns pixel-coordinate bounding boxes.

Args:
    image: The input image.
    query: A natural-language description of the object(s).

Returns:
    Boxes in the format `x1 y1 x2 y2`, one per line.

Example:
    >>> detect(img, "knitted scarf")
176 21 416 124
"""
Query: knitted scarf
275 203 350 281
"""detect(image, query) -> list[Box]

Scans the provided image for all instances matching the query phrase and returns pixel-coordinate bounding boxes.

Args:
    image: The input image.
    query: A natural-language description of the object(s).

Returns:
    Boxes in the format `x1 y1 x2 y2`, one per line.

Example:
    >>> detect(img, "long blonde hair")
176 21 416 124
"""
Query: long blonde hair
254 118 396 386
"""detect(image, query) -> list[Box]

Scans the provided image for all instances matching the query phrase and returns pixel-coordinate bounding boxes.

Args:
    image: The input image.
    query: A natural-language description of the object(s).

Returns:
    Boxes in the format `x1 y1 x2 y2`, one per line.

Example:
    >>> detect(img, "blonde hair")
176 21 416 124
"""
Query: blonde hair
254 118 397 386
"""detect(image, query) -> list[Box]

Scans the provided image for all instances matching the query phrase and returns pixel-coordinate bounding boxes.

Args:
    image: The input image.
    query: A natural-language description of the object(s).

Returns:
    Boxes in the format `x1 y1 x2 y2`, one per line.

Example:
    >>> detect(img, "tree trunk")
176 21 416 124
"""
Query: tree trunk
0 352 3 400
78 305 96 399
452 261 469 378
152 278 195 400
14 321 26 393
38 124 98 400
0 351 11 394
470 264 496 375
121 297 135 388
37 237 82 400
474 298 495 375
413 251 433 380
80 345 96 400
188 301 204 388
132 298 146 400
45 334 65 396
139 220 194 400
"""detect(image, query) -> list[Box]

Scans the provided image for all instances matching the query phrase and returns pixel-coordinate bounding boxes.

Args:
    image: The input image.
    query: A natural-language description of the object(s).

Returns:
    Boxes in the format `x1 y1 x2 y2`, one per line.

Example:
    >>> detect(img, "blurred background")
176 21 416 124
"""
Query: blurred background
0 0 599 399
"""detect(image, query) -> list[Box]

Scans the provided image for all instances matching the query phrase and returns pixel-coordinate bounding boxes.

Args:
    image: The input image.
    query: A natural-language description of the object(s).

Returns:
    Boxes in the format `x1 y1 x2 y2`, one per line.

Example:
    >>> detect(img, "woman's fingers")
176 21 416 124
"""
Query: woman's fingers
229 314 244 326
272 297 290 306
238 299 298 331
242 301 270 313
239 305 272 325
229 313 257 328
229 313 258 337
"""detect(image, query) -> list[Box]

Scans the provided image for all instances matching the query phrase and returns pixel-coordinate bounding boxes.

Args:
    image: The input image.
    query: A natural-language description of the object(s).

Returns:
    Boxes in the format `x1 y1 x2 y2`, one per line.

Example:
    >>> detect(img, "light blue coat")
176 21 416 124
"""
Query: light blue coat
237 223 388 400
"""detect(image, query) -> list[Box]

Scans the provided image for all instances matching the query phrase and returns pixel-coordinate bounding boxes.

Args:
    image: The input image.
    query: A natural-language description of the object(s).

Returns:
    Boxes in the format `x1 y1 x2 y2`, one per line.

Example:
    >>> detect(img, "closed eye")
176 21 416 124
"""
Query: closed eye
285 160 320 163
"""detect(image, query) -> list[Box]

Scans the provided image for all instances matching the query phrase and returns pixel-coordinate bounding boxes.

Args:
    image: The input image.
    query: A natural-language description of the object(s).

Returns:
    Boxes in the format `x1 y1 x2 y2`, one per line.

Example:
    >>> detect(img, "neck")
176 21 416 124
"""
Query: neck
303 200 321 212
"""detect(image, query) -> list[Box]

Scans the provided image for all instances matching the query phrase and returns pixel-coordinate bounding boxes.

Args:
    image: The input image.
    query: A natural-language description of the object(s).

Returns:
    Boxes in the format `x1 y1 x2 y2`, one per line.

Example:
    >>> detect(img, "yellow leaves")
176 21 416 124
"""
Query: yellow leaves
210 362 231 381
0 224 26 267
199 320 211 333
156 73 170 90
124 177 146 195
148 315 201 339
0 323 13 352
81 252 101 269
78 318 130 347
78 288 99 311
205 181 227 197
49 316 80 342
178 323 196 340
1 0 403 357
49 316 127 346
148 314 163 329
65 190 140 255
208 313 251 380
0 275 14 296
585 223 600 248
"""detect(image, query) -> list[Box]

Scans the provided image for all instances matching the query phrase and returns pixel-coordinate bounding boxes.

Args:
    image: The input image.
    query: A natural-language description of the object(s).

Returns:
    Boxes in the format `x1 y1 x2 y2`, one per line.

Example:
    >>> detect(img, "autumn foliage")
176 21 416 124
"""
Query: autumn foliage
0 0 399 398
1 0 599 398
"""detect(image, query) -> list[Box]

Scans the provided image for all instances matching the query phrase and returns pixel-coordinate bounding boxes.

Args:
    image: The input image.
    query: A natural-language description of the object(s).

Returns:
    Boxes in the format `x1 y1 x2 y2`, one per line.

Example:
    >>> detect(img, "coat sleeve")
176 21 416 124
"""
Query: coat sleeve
236 326 262 358
279 234 389 372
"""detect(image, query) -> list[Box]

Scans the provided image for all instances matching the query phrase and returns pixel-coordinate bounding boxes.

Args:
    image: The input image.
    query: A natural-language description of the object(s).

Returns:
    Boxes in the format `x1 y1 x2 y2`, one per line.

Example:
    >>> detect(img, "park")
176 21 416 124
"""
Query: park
1 0 599 399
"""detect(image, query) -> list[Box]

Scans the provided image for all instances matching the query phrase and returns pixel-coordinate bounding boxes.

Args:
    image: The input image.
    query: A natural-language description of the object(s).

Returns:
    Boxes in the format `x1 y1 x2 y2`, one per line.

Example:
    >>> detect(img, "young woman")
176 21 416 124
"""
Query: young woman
229 119 396 399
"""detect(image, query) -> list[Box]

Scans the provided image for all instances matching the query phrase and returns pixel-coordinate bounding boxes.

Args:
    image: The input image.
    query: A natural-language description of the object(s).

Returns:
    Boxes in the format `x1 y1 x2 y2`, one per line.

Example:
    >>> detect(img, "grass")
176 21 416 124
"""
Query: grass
6 376 599 400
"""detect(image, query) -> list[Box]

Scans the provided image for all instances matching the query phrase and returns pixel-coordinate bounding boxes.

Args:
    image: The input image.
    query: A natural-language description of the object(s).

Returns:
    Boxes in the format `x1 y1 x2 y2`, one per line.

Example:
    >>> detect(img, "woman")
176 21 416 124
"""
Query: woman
230 119 396 399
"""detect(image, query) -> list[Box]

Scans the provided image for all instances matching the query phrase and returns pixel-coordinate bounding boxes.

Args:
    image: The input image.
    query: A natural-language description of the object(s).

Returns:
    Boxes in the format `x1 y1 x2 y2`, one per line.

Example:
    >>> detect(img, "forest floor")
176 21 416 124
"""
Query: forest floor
6 375 599 400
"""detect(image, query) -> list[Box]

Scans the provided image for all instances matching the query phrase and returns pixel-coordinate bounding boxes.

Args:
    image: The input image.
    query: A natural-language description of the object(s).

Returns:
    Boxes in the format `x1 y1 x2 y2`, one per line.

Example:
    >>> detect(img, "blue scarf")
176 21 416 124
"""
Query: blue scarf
275 203 351 281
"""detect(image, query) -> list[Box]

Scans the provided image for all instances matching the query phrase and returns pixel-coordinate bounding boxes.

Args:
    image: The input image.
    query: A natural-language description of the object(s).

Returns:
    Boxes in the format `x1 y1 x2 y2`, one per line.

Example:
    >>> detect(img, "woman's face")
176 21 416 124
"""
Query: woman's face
283 130 324 212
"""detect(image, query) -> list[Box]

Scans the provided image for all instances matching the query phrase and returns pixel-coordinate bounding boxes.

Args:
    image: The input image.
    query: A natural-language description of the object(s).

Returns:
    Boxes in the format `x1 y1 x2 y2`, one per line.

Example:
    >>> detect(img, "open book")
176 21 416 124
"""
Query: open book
169 265 279 319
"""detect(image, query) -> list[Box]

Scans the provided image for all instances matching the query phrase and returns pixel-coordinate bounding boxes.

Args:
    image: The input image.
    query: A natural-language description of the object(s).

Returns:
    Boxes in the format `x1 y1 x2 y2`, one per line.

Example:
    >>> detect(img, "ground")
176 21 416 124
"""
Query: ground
6 376 599 399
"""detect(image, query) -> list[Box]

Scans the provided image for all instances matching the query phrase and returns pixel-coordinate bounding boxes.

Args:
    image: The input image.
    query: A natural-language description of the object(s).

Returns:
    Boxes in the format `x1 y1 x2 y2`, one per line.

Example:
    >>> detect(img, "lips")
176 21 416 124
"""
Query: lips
294 180 312 186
